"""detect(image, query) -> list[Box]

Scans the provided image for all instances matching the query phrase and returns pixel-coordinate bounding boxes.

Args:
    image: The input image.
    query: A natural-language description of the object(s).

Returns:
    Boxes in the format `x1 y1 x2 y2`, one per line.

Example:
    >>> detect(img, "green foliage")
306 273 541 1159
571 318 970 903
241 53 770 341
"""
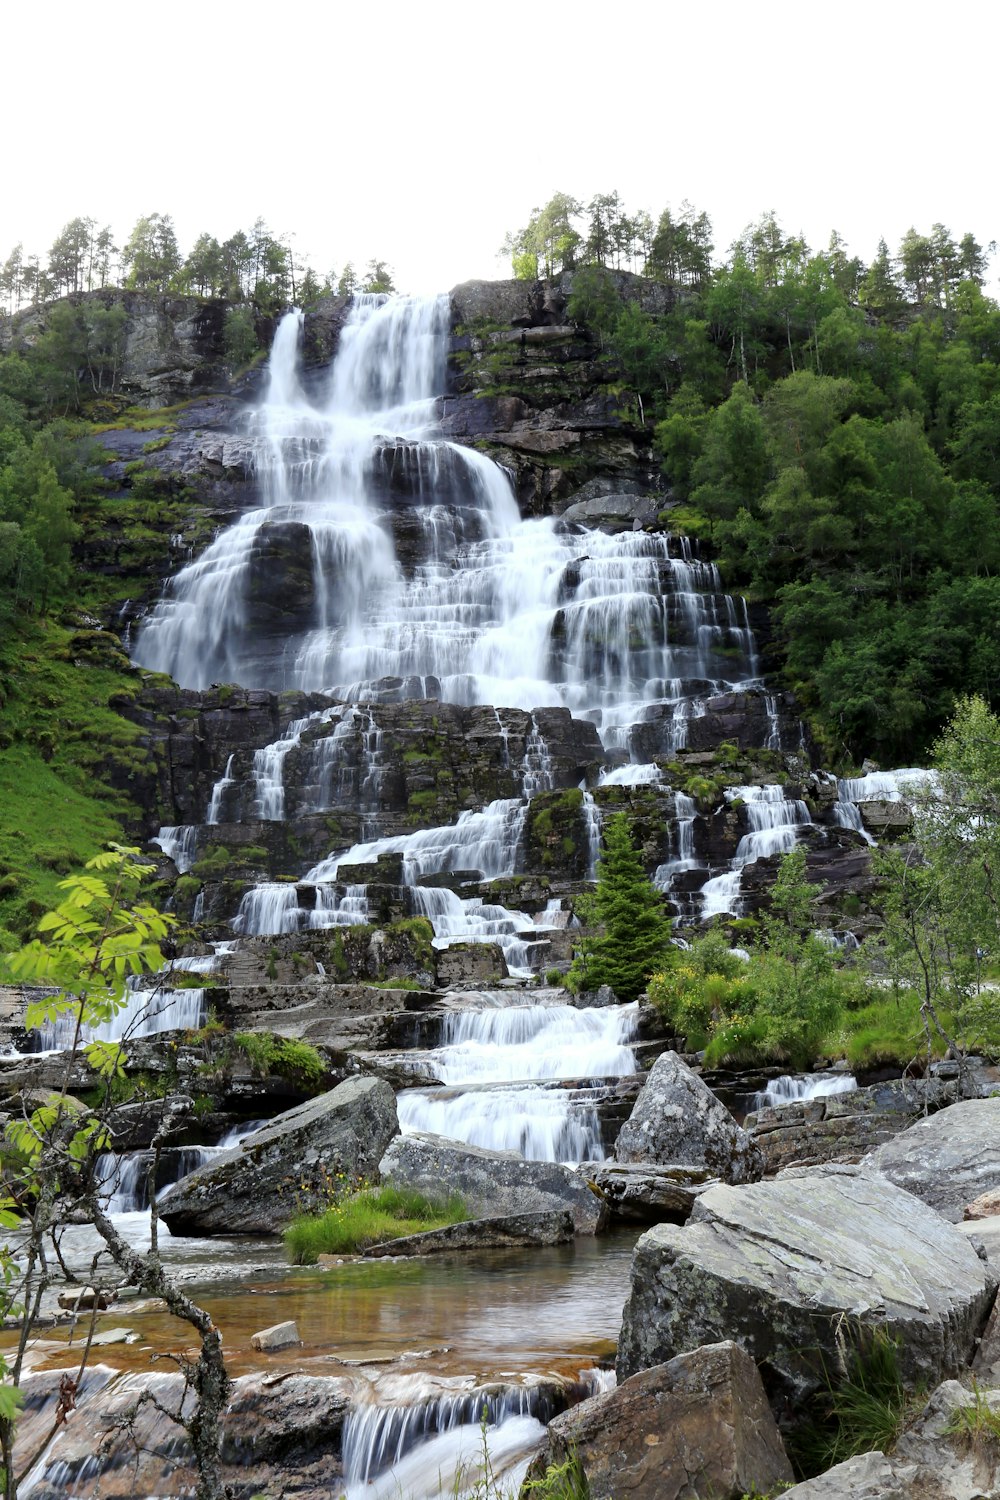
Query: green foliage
862 696 1000 1060
568 813 673 1001
791 1328 911 1479
232 1031 326 1087
523 1451 591 1500
0 846 178 1470
223 306 259 369
944 1381 1000 1447
283 1185 467 1263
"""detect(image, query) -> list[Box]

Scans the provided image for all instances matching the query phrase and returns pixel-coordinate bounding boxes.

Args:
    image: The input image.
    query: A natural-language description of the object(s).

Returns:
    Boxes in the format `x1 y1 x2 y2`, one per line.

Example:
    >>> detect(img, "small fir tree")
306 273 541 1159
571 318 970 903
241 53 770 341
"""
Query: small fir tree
571 813 673 1001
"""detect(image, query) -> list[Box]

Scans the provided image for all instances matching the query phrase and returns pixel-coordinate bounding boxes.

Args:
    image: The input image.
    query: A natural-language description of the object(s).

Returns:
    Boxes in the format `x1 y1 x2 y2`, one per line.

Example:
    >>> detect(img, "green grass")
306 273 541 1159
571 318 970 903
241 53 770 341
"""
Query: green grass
790 1327 914 1479
0 617 150 947
836 991 934 1070
233 1032 326 1087
284 1185 467 1263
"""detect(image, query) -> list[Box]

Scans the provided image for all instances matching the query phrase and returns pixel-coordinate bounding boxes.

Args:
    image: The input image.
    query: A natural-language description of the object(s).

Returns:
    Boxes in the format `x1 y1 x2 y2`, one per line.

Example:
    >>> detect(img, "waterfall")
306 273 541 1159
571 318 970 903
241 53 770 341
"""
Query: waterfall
397 1000 637 1161
750 1072 858 1111
206 755 237 825
581 791 602 881
342 1386 548 1500
832 767 938 846
133 299 762 742
520 714 554 797
700 784 815 921
153 825 198 872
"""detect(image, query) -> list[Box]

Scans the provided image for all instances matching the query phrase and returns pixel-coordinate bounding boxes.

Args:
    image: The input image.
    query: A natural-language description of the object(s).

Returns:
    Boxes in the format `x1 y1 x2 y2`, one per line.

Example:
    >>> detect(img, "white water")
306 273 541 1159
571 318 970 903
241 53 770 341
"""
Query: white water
832 767 938 845
398 999 637 1161
750 1072 858 1111
134 298 761 743
700 784 814 921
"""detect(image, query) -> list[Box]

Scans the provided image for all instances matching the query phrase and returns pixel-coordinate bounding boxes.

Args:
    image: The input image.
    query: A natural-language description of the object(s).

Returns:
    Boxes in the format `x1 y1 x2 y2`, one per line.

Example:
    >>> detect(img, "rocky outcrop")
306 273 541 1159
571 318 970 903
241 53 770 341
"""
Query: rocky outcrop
528 1341 792 1500
378 1131 605 1234
15 1364 356 1498
779 1452 915 1498
582 1161 717 1224
616 1167 997 1401
747 1075 979 1173
130 685 603 848
158 1076 399 1235
614 1051 762 1184
781 1381 1000 1498
363 1209 575 1256
861 1098 1000 1221
3 290 236 406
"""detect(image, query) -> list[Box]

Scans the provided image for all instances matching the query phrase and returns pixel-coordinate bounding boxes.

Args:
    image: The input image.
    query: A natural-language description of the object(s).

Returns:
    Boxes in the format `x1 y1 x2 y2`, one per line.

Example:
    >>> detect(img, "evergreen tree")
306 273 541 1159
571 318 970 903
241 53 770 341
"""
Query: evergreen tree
571 813 673 1001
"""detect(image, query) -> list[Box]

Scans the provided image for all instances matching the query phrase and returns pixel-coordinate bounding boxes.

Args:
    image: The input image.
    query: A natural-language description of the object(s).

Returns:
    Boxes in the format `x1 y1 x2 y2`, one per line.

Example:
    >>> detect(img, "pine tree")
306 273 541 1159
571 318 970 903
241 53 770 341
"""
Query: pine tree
571 813 673 1001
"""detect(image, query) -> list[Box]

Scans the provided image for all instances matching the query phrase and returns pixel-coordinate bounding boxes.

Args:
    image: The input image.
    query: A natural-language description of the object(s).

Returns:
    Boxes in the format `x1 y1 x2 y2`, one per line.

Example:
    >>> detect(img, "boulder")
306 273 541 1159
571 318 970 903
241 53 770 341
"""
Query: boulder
14 1365 355 1495
528 1341 792 1500
363 1209 574 1257
613 1051 762 1184
158 1077 399 1235
861 1097 1000 1221
378 1132 605 1234
890 1378 1000 1496
966 1187 1000 1220
616 1166 997 1404
582 1161 716 1224
778 1452 917 1498
748 1075 971 1173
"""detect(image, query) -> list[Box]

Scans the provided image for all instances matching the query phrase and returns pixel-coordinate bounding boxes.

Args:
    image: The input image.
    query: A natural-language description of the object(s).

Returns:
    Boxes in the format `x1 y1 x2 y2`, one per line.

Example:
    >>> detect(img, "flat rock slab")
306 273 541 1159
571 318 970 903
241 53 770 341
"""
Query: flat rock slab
363 1209 574 1257
528 1341 792 1500
159 1077 399 1236
617 1166 997 1403
614 1051 762 1184
582 1160 717 1223
862 1098 1000 1221
379 1132 605 1234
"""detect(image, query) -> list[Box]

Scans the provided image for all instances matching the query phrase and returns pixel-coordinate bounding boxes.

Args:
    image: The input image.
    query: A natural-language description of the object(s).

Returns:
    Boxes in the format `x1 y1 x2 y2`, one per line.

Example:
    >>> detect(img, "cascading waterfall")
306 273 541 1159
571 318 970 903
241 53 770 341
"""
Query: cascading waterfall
700 784 815 921
341 1384 557 1500
750 1072 858 1111
398 997 638 1161
134 299 762 736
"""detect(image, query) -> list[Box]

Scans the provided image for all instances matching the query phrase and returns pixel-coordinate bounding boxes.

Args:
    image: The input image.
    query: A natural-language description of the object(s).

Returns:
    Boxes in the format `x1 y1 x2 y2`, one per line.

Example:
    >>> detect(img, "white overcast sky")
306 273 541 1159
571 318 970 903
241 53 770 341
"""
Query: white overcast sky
2 0 997 295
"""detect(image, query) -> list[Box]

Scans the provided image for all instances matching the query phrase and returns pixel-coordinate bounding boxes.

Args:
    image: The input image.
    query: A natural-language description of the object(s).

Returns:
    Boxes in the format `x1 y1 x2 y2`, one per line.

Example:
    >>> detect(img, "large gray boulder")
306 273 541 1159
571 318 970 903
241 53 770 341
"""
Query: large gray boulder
861 1097 1000 1221
528 1341 792 1500
378 1132 605 1234
617 1166 997 1403
159 1077 399 1235
614 1051 762 1184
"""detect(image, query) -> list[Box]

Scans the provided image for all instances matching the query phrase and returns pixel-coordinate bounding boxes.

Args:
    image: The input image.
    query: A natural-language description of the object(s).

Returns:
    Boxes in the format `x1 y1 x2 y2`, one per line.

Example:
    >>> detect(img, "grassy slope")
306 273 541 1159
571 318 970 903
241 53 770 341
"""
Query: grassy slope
0 614 147 949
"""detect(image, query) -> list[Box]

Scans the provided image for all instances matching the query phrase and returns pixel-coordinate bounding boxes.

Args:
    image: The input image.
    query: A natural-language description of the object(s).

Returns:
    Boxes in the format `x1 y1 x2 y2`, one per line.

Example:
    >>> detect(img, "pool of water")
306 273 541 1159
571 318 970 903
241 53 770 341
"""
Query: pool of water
7 1224 639 1381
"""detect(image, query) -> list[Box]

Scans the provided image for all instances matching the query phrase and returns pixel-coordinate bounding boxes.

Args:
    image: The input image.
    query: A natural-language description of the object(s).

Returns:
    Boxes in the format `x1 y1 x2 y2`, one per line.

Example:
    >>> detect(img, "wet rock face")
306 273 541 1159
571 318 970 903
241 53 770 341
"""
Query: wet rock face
860 1097 1000 1221
132 684 604 847
616 1166 998 1402
614 1051 763 1185
530 1341 793 1500
158 1076 399 1235
378 1130 606 1234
